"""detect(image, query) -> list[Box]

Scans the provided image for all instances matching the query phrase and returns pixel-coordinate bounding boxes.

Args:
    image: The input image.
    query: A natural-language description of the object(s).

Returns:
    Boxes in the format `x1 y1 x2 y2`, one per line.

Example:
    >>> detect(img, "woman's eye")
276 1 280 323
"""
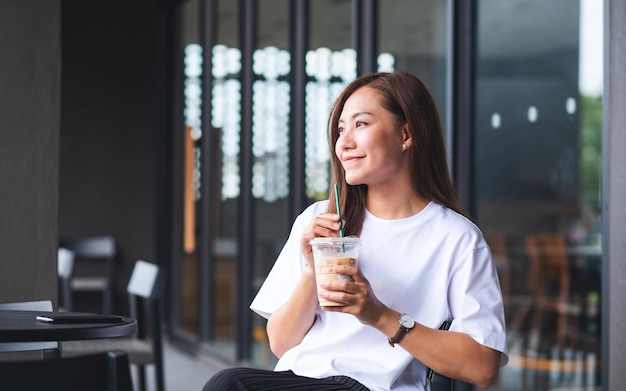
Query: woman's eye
355 121 365 127
337 127 345 134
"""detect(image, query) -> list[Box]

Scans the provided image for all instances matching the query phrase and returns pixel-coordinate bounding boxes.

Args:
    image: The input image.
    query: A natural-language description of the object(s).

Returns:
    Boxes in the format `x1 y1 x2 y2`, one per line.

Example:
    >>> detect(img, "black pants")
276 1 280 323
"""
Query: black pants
203 368 370 391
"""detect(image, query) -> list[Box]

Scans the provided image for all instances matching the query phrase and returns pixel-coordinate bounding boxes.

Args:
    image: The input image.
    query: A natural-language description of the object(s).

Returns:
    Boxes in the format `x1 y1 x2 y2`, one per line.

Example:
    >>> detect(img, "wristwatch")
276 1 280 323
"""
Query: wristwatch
388 313 415 347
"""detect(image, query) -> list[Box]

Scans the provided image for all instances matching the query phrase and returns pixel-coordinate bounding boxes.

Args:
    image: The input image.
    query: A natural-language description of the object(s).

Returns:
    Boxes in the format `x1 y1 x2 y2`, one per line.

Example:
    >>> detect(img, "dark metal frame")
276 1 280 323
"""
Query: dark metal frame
236 0 257 361
288 0 309 223
449 0 475 215
354 0 378 75
199 0 217 344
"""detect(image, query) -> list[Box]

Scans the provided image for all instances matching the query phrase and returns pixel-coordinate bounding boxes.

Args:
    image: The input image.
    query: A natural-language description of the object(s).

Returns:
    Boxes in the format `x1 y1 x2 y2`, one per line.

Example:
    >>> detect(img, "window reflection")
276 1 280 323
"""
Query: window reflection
475 1 602 389
252 46 290 202
211 44 242 200
304 48 356 200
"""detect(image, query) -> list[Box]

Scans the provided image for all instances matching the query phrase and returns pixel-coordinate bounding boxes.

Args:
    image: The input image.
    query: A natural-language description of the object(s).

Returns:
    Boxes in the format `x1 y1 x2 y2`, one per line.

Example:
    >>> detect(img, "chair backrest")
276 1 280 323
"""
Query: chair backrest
58 247 75 279
0 300 54 311
60 236 116 259
0 350 133 391
58 235 117 314
127 260 160 300
126 260 161 338
58 248 75 311
125 260 164 390
525 233 570 295
0 300 59 358
127 260 164 387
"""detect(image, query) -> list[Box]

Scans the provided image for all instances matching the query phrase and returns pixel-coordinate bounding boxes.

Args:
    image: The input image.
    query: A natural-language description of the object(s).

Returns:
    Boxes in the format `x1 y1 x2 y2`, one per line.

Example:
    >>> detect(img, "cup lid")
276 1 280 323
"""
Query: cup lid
310 236 360 245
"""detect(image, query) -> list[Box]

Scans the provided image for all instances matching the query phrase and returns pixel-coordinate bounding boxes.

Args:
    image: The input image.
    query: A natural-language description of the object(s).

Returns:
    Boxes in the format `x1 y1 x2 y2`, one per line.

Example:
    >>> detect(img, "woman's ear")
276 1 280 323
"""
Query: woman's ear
402 124 412 149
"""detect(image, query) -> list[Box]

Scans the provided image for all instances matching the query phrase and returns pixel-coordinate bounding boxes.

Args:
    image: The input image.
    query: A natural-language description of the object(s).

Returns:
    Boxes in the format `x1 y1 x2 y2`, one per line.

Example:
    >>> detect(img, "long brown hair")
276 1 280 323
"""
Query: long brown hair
326 71 466 236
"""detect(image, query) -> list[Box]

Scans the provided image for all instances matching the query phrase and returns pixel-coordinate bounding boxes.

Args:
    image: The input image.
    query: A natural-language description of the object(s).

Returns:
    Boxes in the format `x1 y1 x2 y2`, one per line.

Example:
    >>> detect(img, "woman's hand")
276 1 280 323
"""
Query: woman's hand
303 213 389 326
300 213 342 266
317 265 389 327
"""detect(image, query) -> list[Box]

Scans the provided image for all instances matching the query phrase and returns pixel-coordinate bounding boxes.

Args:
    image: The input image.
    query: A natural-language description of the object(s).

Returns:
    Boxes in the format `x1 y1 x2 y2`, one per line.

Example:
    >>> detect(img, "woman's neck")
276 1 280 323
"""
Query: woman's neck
366 183 429 220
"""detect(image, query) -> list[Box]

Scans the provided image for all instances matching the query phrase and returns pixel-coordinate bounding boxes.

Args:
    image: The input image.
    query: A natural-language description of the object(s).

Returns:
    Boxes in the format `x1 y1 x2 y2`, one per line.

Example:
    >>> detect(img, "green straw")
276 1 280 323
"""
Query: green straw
334 183 344 238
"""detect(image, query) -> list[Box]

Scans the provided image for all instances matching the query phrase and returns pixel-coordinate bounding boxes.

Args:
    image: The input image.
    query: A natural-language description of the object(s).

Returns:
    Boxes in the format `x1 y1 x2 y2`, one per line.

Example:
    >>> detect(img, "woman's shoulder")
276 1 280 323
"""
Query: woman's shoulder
296 200 330 222
428 202 486 243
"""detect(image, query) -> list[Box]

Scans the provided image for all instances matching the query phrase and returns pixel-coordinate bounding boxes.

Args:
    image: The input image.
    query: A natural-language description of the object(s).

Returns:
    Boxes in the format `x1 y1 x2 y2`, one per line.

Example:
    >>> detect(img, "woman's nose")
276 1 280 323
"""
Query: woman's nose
336 133 355 156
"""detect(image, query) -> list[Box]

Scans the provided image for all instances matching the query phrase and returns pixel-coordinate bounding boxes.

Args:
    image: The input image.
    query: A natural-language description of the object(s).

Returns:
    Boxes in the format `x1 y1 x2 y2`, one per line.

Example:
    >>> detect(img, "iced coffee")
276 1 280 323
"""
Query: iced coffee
310 236 360 306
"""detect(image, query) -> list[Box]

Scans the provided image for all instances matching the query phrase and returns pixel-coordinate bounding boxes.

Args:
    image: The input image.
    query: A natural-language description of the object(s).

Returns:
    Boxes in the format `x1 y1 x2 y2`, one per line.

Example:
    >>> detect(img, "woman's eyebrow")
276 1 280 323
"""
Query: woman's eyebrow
338 111 373 123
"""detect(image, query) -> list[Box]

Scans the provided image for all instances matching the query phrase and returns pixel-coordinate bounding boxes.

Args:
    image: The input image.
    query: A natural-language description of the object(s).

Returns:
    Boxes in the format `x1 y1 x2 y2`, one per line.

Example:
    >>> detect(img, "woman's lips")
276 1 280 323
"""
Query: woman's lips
342 155 361 162
341 155 362 168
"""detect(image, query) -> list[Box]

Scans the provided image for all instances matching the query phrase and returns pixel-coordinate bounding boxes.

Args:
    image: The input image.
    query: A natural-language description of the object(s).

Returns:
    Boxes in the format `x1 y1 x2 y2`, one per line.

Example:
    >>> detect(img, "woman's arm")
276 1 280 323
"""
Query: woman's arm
321 267 502 388
265 265 318 357
373 309 501 388
266 212 343 358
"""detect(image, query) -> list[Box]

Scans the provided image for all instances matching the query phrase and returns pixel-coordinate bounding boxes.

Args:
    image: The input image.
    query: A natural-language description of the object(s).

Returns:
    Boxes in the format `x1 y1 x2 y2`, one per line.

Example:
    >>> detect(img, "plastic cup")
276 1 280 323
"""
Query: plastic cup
310 236 360 306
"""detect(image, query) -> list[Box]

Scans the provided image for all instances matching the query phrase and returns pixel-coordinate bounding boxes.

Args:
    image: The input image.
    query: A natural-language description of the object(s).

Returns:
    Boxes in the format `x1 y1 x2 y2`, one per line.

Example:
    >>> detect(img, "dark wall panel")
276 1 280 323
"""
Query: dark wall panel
60 1 160 313
0 0 61 304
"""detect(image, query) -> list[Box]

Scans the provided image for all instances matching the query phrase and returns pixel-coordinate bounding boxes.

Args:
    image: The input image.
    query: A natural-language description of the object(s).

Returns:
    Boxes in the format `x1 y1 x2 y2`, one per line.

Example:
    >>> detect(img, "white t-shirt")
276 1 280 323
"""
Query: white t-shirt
250 200 508 391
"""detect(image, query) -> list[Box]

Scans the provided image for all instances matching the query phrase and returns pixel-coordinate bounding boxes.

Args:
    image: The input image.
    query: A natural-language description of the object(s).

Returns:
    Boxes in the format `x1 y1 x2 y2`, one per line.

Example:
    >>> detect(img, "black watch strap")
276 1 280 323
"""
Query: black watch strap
388 326 409 347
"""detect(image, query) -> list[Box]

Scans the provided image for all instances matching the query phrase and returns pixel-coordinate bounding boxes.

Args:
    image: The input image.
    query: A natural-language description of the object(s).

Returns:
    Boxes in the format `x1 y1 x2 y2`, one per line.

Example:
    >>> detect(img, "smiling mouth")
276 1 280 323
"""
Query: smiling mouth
341 157 363 170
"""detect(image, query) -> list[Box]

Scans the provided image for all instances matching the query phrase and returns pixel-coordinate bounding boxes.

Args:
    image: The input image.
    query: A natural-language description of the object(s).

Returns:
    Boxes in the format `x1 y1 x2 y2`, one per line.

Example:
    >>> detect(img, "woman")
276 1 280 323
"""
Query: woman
204 71 508 390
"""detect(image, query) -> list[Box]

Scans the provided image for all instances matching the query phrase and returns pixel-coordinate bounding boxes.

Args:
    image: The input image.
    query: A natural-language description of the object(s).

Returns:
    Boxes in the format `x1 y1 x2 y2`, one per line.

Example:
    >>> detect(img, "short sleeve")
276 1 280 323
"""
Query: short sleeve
250 202 326 319
447 235 509 366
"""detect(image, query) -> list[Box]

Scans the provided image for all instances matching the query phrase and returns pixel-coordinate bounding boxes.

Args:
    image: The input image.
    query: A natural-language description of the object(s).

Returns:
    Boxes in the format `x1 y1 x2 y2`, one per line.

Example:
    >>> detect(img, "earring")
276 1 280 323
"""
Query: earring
402 143 407 150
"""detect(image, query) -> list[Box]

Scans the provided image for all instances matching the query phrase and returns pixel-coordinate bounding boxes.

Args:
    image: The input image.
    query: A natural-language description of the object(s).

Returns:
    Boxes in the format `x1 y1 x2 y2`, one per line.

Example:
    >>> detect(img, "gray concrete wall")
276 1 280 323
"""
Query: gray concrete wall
0 1 61 304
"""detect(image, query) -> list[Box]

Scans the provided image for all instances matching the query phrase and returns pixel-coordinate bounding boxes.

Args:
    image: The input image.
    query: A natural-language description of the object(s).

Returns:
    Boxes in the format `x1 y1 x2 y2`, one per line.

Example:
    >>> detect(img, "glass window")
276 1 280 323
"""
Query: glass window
305 0 355 202
249 0 291 368
208 0 241 360
474 1 602 389
172 3 605 385
379 0 448 129
177 0 202 339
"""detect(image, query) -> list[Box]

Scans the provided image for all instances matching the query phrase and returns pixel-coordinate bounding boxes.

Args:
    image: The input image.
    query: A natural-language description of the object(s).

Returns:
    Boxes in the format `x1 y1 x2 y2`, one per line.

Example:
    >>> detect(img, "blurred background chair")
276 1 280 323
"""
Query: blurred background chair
0 350 132 391
0 300 59 359
57 247 75 311
62 260 164 391
525 233 581 349
59 235 116 314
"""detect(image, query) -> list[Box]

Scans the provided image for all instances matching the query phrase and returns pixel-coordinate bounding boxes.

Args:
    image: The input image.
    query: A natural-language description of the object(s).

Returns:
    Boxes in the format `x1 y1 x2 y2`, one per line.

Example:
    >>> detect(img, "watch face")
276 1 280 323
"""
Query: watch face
400 313 415 328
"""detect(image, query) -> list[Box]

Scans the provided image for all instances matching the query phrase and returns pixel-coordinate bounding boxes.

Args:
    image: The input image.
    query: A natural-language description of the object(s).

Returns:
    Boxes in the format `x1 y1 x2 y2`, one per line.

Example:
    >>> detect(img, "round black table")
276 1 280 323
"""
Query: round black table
0 310 137 342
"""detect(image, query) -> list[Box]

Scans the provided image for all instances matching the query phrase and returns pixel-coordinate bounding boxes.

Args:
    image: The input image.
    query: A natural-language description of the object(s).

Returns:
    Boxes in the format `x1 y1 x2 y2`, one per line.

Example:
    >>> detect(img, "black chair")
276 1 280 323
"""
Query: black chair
0 350 133 391
426 321 473 391
0 300 59 359
62 260 164 391
59 235 116 314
